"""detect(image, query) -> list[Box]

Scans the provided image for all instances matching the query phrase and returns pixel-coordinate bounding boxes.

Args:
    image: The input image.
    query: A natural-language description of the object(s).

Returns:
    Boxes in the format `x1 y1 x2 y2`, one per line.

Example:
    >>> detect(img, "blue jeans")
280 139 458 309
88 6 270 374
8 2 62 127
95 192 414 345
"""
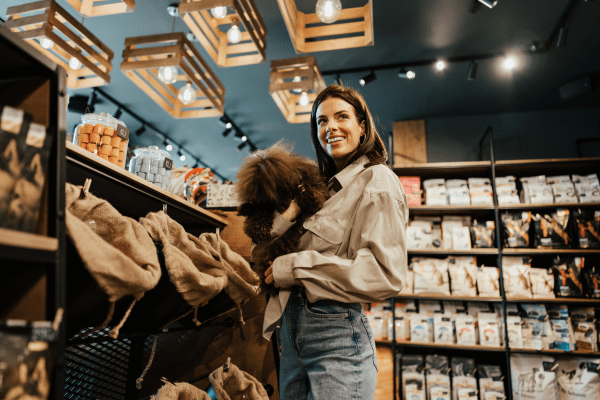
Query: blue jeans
278 288 378 400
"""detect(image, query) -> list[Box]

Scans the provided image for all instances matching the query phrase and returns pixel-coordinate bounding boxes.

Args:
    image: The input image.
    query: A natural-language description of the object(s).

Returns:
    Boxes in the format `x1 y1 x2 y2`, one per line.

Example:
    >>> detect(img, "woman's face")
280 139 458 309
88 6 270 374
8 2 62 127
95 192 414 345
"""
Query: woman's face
316 97 365 171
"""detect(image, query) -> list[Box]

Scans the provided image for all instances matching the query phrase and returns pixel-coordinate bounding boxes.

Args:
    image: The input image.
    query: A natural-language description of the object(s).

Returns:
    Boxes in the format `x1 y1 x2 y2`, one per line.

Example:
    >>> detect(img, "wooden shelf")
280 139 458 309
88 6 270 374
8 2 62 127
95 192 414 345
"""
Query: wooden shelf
394 342 505 352
393 161 492 179
396 294 502 302
499 202 600 210
0 227 59 263
507 297 600 305
408 249 498 256
66 141 227 230
495 157 600 173
510 348 600 357
502 248 600 255
409 205 495 215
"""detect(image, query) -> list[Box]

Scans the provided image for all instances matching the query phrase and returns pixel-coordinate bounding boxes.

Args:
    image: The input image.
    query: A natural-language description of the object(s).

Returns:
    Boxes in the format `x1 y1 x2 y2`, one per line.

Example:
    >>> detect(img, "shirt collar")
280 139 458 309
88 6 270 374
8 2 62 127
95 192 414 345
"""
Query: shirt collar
328 156 369 193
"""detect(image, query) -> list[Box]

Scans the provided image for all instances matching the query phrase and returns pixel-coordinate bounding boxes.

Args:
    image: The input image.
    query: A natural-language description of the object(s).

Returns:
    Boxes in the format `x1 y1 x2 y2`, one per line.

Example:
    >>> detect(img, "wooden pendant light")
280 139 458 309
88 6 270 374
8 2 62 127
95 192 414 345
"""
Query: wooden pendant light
276 0 374 54
178 0 267 68
120 32 225 119
6 0 114 89
64 0 135 17
269 56 326 124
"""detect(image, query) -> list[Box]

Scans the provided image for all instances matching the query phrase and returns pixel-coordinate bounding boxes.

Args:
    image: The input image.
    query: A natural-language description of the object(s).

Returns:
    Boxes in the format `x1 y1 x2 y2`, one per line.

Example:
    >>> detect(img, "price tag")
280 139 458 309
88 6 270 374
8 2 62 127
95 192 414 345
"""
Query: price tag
116 123 129 140
163 157 173 170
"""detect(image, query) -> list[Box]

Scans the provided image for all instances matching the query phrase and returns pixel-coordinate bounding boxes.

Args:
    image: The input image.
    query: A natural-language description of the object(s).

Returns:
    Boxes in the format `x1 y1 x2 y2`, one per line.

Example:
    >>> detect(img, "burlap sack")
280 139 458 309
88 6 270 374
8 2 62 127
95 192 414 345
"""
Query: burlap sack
209 361 269 400
65 183 161 338
154 382 211 400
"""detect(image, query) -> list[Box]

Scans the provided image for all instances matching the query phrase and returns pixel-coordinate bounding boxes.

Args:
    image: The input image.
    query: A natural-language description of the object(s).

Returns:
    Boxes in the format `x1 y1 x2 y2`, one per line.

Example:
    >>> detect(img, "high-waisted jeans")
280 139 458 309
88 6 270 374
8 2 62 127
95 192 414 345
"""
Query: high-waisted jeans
278 287 378 400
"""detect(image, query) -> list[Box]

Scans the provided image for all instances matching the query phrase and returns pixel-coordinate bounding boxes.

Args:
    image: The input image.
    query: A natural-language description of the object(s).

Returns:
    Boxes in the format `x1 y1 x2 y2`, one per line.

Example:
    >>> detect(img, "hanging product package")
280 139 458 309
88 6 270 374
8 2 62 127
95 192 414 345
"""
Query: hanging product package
477 365 505 400
0 106 54 233
532 210 573 249
426 355 451 400
402 355 426 400
573 209 600 249
511 354 557 400
501 212 532 248
555 359 600 400
553 256 584 297
412 258 450 295
0 319 59 400
448 257 477 297
451 357 477 400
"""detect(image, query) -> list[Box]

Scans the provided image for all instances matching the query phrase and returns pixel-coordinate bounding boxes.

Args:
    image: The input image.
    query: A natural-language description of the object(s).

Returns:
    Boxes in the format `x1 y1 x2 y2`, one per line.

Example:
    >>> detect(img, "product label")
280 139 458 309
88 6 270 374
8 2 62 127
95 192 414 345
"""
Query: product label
26 123 46 148
116 123 129 140
163 157 173 170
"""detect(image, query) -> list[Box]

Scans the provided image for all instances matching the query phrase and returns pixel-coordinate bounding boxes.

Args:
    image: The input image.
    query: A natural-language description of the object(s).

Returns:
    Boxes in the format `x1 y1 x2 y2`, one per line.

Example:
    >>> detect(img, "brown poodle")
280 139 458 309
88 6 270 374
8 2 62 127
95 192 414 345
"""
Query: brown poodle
235 142 330 295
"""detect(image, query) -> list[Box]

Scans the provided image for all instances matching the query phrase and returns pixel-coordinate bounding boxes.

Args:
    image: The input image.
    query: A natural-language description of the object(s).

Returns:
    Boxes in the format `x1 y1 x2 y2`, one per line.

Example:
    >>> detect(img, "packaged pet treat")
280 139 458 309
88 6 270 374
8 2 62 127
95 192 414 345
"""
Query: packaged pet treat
451 358 476 400
553 256 584 297
426 355 451 400
496 176 520 205
530 268 556 299
396 300 417 314
419 300 442 342
572 174 600 203
452 226 472 250
399 176 422 206
507 315 523 349
584 267 600 298
402 355 426 400
424 179 448 206
549 318 576 351
410 314 431 343
501 212 532 248
390 315 410 341
470 220 495 248
455 315 476 345
442 220 465 250
478 312 501 347
520 176 554 204
573 209 600 249
442 300 467 317
466 302 492 318
551 182 578 204
468 178 493 206
434 314 454 344
522 318 544 350
570 308 597 352
532 210 573 249
478 365 505 400
448 257 477 297
413 258 450 295
556 359 600 400
503 264 533 299
407 220 432 250
511 355 557 400
477 266 500 297
401 269 414 294
519 303 548 320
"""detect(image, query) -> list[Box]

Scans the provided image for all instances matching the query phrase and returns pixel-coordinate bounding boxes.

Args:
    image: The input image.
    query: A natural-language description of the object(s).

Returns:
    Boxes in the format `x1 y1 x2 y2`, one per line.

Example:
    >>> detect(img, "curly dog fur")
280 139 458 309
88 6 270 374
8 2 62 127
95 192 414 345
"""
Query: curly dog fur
235 142 330 296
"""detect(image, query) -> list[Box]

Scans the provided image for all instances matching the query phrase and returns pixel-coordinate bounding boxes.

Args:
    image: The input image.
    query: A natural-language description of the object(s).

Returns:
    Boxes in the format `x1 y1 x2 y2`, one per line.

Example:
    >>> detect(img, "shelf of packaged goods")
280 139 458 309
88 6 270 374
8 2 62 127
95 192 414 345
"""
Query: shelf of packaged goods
494 157 600 177
509 349 600 357
375 340 394 346
0 227 58 263
498 202 600 210
409 205 496 215
394 342 505 352
506 297 600 305
396 294 502 302
393 161 492 180
408 249 498 256
502 249 600 255
66 142 227 231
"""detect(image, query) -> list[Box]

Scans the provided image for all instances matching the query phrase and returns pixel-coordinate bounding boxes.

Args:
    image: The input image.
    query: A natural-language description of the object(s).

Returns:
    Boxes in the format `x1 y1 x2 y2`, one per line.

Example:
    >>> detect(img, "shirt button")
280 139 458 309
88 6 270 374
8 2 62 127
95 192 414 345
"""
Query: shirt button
316 224 320 230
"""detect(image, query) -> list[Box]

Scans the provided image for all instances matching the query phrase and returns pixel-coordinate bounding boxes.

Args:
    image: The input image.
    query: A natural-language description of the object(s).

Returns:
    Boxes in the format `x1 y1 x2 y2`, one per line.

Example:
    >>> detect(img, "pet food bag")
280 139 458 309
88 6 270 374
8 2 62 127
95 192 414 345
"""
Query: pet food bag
584 267 600 298
410 314 431 343
503 263 533 299
553 256 584 297
426 355 451 400
451 358 476 400
478 365 505 400
570 308 597 352
555 358 600 400
455 315 476 346
413 258 450 295
507 315 524 349
501 212 532 248
434 314 454 344
511 355 557 400
409 220 433 249
533 210 572 249
478 312 501 347
477 266 500 297
470 220 495 248
530 268 555 299
573 209 600 249
448 257 477 297
402 355 426 400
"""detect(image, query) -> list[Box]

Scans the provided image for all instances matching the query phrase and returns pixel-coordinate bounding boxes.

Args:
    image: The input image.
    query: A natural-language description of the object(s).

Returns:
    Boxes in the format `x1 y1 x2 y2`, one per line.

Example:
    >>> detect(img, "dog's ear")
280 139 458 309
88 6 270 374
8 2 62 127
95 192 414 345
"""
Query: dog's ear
295 162 329 212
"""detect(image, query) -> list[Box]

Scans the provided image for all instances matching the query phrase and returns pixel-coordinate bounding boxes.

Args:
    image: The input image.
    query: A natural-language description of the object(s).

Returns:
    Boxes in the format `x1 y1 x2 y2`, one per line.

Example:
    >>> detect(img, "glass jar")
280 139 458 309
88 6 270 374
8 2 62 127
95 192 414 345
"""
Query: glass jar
73 112 129 168
128 146 173 191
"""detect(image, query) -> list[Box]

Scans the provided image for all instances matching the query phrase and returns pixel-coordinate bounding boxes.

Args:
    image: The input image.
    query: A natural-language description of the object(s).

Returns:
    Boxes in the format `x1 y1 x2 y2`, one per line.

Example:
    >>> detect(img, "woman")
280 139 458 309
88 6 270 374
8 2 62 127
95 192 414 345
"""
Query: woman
262 85 408 399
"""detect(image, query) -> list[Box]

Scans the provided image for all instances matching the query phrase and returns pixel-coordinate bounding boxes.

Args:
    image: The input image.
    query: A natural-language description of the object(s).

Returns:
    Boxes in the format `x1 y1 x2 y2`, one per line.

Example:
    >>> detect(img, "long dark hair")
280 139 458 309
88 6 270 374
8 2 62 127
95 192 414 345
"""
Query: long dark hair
310 85 387 179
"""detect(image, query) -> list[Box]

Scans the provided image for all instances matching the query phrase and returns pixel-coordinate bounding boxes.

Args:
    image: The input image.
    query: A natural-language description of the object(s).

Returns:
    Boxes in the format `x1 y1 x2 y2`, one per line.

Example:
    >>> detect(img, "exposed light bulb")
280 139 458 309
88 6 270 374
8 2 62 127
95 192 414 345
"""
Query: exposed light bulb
158 65 178 84
504 57 516 70
299 91 309 106
180 154 186 161
398 69 416 79
227 21 241 44
315 0 342 24
178 82 196 105
166 144 173 151
69 56 82 70
39 37 54 49
241 135 247 142
211 6 228 18
435 60 446 71
225 122 232 129
292 76 302 93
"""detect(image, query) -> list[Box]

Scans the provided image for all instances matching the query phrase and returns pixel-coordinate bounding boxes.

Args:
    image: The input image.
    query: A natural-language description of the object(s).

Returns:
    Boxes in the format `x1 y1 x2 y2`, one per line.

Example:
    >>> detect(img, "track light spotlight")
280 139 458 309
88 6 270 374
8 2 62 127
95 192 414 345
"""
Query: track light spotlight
503 57 516 70
556 26 568 48
219 116 232 129
336 74 343 86
164 140 173 151
87 91 97 113
359 71 376 86
398 68 415 80
478 0 498 8
241 135 247 142
178 150 186 161
237 142 247 151
467 61 478 81
435 60 447 71
222 127 232 137
167 3 179 17
114 107 122 119
135 125 146 136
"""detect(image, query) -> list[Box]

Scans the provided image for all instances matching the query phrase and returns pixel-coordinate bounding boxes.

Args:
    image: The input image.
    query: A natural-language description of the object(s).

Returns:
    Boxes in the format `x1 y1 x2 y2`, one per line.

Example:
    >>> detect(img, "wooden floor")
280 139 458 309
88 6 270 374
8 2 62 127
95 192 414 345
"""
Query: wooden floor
375 345 395 400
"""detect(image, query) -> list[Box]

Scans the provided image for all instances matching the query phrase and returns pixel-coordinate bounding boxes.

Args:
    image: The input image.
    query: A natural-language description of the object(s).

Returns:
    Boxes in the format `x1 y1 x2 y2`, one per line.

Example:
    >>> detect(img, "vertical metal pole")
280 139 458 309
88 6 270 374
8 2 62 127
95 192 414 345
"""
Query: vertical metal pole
487 126 513 400
391 297 397 399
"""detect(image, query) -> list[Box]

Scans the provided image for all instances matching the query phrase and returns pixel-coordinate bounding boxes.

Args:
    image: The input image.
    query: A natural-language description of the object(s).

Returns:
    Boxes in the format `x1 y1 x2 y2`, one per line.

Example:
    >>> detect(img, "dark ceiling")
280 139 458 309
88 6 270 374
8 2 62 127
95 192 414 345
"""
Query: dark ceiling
2 0 599 180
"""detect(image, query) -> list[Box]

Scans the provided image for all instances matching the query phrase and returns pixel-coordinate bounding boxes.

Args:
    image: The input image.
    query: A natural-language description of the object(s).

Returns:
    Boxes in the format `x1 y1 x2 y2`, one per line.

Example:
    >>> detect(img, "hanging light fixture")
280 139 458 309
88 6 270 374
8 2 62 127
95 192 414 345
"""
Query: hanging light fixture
210 6 227 18
178 82 197 105
435 60 447 71
6 0 113 89
292 76 302 93
315 0 342 23
165 140 173 151
158 65 178 85
504 57 516 70
398 68 415 80
359 71 376 86
179 151 186 161
227 18 242 44
299 92 309 106
478 0 499 8
61 0 135 17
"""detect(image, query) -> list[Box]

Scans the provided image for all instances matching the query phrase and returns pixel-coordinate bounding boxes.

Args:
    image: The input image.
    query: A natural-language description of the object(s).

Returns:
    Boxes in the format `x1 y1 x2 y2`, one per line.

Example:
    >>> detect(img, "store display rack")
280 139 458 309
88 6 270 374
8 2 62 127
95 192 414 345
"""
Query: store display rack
386 127 600 400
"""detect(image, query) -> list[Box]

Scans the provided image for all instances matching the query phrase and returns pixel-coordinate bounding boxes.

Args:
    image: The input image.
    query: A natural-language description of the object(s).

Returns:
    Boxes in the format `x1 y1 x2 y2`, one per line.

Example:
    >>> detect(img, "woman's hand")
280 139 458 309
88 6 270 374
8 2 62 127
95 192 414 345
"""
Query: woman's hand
264 261 279 288
281 199 301 222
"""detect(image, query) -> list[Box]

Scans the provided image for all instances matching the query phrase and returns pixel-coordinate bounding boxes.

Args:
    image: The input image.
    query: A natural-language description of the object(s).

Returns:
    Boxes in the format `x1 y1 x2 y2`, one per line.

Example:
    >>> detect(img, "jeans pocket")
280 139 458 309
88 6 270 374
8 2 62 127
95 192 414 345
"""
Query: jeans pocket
304 301 349 319
361 316 378 371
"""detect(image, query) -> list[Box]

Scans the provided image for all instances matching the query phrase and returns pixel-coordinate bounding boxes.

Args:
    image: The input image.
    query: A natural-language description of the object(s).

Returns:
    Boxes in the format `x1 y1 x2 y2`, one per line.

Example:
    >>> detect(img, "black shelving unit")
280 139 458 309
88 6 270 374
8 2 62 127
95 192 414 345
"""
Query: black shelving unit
388 127 600 400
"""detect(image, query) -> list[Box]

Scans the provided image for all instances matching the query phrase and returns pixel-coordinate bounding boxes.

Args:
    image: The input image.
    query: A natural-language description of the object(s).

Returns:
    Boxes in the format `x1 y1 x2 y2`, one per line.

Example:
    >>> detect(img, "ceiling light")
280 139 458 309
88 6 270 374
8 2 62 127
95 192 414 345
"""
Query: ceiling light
504 57 516 70
292 76 302 93
178 82 196 105
241 135 247 142
179 150 186 161
165 141 173 151
167 3 179 17
39 37 54 49
435 60 446 71
556 26 568 47
336 74 343 86
315 0 342 24
478 0 499 8
468 61 478 80
211 6 228 18
135 125 146 136
398 68 415 80
359 71 376 86
299 91 309 106
158 65 178 85
69 56 82 70
114 107 123 119
237 142 247 151
219 116 232 129
227 18 242 43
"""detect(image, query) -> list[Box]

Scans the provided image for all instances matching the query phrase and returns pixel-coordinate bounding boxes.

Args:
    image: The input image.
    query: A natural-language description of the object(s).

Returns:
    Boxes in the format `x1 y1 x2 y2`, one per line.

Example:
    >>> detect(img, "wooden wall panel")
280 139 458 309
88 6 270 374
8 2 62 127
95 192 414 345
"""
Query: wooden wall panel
393 119 427 165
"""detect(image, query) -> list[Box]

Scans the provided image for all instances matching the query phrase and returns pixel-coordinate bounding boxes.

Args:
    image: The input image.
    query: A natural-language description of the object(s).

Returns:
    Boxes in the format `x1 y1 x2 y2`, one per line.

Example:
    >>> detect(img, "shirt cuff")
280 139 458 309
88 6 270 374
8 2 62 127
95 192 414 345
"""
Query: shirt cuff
272 211 296 237
273 254 299 289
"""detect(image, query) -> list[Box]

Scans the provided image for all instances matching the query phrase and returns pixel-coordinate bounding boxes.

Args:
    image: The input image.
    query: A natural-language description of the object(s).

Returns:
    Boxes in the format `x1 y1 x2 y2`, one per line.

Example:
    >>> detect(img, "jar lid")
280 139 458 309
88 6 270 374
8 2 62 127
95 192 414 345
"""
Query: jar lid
80 112 116 127
133 145 172 159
